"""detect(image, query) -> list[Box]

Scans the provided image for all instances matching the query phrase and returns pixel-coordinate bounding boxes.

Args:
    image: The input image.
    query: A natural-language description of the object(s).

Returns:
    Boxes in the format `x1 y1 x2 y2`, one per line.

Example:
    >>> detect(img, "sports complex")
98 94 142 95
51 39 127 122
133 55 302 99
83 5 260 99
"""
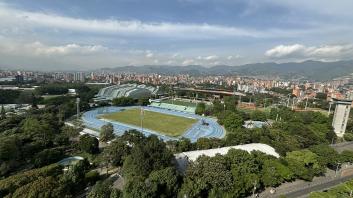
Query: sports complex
82 104 225 142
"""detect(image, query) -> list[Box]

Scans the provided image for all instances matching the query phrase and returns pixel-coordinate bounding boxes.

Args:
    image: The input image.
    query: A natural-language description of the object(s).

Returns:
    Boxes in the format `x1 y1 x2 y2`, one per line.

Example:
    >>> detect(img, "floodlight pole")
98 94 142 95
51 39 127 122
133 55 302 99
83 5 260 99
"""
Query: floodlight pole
76 98 80 121
140 107 144 133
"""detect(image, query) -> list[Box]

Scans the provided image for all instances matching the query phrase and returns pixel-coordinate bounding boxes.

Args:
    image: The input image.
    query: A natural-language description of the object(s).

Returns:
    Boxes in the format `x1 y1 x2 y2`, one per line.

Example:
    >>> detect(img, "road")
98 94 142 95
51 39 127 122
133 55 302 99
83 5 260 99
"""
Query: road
282 174 353 198
331 141 353 153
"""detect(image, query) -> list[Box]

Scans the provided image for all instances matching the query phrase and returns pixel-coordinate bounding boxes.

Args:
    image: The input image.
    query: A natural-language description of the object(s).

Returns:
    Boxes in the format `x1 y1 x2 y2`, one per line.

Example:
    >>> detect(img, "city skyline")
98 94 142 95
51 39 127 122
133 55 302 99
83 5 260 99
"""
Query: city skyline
0 0 353 70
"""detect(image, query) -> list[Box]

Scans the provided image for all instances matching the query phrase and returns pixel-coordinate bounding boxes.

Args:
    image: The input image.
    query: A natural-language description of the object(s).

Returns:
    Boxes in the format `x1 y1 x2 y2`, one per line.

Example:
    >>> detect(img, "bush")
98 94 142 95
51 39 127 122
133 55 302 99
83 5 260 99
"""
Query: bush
195 103 206 115
112 97 135 106
344 133 353 141
78 134 99 154
85 170 100 185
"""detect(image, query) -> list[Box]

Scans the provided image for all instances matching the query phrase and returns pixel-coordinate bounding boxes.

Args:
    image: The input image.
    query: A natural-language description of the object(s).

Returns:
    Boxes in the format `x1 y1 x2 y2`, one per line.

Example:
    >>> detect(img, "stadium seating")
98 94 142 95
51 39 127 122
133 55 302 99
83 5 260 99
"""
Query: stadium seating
149 102 196 114
94 84 158 101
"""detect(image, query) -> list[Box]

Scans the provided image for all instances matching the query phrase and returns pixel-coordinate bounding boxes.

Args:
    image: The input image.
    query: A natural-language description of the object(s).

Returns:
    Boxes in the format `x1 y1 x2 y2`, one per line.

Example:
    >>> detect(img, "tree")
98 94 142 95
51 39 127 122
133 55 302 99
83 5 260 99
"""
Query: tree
100 123 115 142
250 110 267 121
148 167 180 197
0 136 21 176
60 159 90 194
344 133 353 141
88 179 122 198
104 139 131 166
0 164 62 197
195 102 206 115
0 105 5 120
122 135 173 179
339 150 353 163
78 134 99 154
221 111 244 130
226 149 261 197
10 176 64 198
180 155 233 197
112 97 135 106
176 137 193 152
195 138 224 150
285 150 325 181
137 98 150 106
309 144 340 168
34 148 63 167
316 92 327 100
0 90 20 104
123 177 154 198
261 159 293 187
21 117 54 144
61 125 80 138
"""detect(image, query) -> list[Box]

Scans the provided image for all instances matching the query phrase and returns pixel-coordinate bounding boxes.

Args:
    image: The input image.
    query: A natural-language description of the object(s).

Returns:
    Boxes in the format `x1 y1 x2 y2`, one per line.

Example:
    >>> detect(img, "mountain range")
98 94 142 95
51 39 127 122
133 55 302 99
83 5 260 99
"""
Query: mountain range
101 60 353 81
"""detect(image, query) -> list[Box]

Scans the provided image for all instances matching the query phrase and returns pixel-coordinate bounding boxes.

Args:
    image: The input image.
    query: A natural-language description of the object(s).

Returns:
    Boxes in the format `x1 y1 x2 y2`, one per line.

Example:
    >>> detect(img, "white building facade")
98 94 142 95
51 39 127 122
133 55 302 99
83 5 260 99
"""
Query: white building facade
332 99 352 137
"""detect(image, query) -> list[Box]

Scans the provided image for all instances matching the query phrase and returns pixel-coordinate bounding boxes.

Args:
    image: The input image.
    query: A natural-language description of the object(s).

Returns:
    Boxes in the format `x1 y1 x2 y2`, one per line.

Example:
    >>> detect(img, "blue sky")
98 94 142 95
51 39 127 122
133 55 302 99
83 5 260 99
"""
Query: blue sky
0 0 353 70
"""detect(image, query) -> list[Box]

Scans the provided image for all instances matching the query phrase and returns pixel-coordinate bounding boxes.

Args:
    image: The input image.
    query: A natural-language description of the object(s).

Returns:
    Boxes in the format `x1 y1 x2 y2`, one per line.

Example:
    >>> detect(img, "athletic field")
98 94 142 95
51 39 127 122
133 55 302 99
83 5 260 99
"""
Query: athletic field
99 108 197 137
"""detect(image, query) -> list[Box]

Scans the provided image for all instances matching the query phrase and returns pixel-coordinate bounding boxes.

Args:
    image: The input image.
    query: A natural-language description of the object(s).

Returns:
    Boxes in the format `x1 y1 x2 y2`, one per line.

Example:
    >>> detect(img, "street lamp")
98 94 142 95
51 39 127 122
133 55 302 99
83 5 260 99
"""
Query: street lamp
335 162 341 177
76 98 80 121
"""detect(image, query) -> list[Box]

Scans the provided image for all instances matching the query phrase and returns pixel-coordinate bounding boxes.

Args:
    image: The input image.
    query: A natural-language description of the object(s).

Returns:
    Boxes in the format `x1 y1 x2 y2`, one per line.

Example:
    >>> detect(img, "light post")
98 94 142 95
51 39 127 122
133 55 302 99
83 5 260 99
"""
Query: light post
335 162 341 177
140 107 144 133
328 101 333 116
286 94 291 107
76 98 80 121
252 180 257 198
221 100 225 115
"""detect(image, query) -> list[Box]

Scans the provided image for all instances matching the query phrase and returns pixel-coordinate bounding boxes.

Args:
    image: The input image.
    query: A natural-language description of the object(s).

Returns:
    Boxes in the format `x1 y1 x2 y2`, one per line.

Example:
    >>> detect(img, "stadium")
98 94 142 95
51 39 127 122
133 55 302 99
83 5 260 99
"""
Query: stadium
82 104 225 142
93 84 159 102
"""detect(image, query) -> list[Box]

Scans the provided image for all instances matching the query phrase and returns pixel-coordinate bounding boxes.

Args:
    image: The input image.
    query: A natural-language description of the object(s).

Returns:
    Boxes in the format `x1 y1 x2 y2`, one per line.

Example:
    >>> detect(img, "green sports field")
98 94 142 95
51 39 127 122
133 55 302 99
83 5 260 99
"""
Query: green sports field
99 108 197 137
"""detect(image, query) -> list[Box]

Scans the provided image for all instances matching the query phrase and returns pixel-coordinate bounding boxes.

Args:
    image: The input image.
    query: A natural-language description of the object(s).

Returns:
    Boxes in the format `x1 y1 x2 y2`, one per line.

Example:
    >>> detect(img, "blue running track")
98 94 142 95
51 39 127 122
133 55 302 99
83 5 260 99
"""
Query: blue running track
82 106 225 142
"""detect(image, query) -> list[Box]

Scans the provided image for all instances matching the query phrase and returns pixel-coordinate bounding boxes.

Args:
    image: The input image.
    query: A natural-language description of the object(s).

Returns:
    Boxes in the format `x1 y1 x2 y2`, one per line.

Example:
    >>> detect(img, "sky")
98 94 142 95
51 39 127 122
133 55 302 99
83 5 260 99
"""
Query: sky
0 0 353 71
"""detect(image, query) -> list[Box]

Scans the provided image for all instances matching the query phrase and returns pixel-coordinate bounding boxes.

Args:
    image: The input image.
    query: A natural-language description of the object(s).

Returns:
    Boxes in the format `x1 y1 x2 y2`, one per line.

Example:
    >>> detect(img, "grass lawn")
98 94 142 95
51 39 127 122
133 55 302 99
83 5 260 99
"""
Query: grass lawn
99 108 197 137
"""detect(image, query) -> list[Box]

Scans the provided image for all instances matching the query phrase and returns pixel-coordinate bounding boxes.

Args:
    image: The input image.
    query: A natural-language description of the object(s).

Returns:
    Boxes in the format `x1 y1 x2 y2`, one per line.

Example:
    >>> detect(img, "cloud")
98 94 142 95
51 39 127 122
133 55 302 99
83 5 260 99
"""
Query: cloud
0 36 246 69
30 42 107 56
0 3 313 39
145 51 154 58
196 55 218 61
182 59 195 65
204 55 218 60
227 55 241 60
0 40 108 56
265 44 353 60
265 44 306 58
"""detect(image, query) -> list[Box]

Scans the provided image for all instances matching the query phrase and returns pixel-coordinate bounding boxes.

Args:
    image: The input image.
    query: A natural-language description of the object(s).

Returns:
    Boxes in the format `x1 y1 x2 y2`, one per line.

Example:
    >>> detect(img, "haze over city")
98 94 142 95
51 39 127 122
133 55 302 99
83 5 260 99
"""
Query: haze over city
3 1 353 198
1 0 353 70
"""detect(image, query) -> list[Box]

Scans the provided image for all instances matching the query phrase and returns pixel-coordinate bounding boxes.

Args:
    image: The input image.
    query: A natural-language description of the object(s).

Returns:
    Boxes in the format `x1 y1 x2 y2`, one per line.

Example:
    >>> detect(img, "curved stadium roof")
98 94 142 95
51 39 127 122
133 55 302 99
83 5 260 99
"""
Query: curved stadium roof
94 84 158 101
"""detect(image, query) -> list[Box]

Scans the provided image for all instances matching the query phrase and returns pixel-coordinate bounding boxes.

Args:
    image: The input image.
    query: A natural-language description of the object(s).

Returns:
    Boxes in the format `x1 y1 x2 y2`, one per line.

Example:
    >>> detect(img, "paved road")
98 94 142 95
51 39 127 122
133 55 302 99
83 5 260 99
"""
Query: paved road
281 173 353 198
331 141 353 153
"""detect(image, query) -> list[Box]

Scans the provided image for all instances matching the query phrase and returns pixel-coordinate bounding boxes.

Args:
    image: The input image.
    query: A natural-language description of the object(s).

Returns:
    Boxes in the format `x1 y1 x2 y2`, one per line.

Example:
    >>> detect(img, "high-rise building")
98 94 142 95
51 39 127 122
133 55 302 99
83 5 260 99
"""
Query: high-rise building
332 98 352 137
74 72 85 82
